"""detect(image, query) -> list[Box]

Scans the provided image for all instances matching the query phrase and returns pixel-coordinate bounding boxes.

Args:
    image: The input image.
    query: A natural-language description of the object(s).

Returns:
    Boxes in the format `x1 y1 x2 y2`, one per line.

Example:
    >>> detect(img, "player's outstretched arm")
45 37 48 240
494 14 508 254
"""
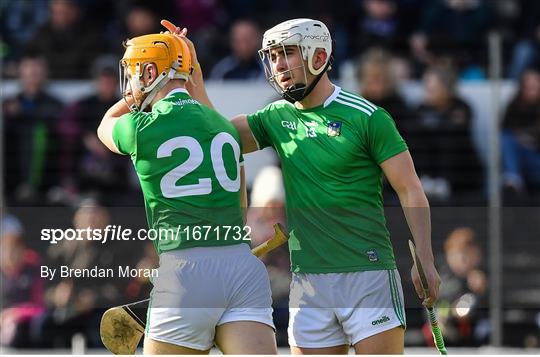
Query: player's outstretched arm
240 166 247 223
232 115 259 154
380 150 441 307
161 20 214 109
97 99 132 154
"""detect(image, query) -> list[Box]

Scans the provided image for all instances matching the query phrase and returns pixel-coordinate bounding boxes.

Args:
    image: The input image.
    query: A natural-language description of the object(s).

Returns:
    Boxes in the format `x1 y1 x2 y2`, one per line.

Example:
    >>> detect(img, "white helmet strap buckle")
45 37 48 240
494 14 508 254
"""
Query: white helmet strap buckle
127 60 189 112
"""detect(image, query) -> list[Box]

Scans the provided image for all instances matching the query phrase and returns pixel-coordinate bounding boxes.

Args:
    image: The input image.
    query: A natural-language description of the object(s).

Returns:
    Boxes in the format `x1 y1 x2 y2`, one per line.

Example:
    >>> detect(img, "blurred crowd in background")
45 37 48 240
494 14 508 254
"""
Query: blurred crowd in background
1 0 540 80
2 0 540 207
1 0 540 351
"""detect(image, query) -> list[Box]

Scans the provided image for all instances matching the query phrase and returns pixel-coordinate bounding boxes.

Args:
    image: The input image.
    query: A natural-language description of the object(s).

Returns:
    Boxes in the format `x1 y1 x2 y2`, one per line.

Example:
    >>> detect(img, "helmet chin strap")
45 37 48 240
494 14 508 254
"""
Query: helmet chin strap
282 83 307 103
139 75 169 112
282 54 334 103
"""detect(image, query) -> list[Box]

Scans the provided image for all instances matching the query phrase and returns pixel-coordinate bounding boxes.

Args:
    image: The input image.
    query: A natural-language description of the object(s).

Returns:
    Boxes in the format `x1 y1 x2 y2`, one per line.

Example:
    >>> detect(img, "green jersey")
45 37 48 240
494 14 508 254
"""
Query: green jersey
112 89 245 254
247 86 407 273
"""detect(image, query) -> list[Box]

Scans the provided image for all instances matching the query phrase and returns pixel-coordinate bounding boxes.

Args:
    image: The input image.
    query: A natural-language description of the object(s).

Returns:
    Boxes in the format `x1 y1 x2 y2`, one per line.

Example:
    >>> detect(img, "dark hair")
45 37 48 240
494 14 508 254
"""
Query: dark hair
20 48 46 62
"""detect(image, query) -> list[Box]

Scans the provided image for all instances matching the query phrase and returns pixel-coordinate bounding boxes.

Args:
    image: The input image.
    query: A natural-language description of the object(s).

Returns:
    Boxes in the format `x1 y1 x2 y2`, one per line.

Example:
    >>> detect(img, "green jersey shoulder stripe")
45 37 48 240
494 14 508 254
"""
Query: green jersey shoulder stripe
340 90 378 111
335 91 378 116
335 95 375 116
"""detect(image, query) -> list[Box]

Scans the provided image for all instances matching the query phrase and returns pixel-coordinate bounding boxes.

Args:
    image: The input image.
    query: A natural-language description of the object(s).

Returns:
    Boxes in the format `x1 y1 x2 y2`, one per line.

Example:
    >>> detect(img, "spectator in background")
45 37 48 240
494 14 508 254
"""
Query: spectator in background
501 68 540 202
58 56 131 205
507 1 540 79
3 54 64 205
409 0 492 79
352 0 408 56
246 165 289 346
357 48 415 202
210 19 264 80
0 0 49 78
123 2 159 37
435 227 488 346
169 0 222 74
357 48 414 133
41 201 120 347
0 214 45 348
108 2 161 57
24 0 103 79
412 66 484 204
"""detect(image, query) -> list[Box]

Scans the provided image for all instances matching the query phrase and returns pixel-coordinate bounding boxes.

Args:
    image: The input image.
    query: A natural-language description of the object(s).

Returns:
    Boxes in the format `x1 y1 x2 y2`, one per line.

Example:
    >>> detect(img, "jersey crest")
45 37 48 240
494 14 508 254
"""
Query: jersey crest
327 121 342 137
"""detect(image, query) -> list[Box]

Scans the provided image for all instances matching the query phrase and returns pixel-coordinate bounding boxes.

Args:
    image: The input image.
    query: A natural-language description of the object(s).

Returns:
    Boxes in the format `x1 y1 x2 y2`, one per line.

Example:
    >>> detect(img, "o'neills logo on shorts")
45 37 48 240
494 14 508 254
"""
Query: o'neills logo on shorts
372 315 390 326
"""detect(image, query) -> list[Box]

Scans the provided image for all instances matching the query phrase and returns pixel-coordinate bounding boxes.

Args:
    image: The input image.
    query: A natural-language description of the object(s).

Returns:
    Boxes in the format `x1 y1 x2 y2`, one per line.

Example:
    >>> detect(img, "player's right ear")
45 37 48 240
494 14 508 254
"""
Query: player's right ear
312 48 328 71
142 63 159 86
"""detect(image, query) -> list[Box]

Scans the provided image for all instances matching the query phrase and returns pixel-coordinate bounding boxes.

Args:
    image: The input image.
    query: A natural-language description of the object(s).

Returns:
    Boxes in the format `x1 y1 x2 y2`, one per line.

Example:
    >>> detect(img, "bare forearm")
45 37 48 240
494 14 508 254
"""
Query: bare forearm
187 66 214 109
397 185 433 263
97 99 131 153
104 99 131 119
240 167 247 224
382 151 440 303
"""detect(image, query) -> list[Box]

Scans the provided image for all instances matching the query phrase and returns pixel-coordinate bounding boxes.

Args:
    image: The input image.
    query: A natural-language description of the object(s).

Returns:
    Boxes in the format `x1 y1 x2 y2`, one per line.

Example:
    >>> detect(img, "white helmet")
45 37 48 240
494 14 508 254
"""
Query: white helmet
259 18 333 102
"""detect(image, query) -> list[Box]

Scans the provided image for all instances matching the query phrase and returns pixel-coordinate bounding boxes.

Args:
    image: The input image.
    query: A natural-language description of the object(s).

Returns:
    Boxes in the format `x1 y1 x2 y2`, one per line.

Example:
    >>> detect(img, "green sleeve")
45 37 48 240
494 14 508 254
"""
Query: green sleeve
246 105 273 149
112 113 137 156
367 109 408 164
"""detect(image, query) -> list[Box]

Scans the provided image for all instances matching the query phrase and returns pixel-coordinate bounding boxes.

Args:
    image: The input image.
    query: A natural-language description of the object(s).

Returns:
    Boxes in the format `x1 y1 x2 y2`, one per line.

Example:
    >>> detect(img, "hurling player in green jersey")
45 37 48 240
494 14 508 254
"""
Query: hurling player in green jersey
166 18 441 354
97 32 277 354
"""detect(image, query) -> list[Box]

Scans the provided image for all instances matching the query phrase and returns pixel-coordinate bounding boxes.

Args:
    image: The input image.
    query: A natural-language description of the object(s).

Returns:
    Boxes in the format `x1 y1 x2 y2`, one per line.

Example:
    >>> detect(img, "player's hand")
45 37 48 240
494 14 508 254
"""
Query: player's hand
411 259 441 308
160 19 200 73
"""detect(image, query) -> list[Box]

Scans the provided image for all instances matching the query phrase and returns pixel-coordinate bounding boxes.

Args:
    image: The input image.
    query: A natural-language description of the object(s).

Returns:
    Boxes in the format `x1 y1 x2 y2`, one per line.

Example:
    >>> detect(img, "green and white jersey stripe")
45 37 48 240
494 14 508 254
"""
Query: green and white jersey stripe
335 90 378 116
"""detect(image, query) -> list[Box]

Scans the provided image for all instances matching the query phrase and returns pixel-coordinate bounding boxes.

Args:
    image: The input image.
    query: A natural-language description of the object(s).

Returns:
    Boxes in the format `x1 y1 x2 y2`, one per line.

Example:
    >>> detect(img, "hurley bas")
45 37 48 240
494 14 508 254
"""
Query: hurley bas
41 265 158 281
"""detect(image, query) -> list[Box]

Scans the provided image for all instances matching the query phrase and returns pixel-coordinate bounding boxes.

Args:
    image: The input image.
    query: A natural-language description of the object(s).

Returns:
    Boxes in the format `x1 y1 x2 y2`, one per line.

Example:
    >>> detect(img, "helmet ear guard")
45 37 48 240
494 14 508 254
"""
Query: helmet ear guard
120 33 192 112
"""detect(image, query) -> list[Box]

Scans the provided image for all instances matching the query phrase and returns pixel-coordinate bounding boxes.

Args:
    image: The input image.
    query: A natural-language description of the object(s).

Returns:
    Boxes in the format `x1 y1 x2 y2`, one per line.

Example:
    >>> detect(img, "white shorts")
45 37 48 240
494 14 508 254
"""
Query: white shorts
146 244 274 350
288 269 406 348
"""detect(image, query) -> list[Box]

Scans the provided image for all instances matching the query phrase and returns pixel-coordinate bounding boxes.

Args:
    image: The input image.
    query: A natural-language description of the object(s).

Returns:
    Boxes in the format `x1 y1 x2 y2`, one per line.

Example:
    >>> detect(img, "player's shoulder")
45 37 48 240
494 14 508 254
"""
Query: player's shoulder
119 110 151 123
332 88 381 119
120 110 154 129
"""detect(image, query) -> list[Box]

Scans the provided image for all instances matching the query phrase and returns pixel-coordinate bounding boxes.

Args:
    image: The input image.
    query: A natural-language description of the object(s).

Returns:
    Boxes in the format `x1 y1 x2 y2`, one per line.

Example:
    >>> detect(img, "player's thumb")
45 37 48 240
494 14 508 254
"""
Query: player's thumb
161 19 177 33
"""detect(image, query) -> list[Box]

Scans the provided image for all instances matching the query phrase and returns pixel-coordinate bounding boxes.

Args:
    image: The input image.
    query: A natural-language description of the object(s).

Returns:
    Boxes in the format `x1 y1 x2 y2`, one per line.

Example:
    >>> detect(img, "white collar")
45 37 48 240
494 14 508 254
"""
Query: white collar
165 88 189 98
323 85 341 108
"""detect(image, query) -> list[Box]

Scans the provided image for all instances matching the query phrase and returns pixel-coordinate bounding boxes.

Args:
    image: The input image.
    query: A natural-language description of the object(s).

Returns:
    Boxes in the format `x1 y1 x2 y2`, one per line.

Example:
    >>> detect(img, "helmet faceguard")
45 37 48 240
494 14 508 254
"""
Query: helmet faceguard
259 37 309 103
120 33 192 112
259 19 333 103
